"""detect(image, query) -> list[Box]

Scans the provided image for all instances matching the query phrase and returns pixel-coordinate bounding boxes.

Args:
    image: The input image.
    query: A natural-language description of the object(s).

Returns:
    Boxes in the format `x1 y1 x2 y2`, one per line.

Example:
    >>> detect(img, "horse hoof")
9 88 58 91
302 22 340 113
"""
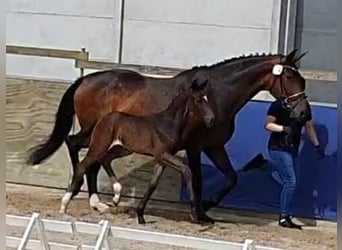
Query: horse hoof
198 213 215 224
112 182 122 206
202 200 216 212
190 213 215 225
89 194 110 213
112 195 121 206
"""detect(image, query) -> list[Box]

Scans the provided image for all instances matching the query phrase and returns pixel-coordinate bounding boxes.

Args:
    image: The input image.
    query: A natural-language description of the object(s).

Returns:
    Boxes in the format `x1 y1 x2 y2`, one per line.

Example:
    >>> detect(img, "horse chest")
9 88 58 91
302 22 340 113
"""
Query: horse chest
199 121 235 147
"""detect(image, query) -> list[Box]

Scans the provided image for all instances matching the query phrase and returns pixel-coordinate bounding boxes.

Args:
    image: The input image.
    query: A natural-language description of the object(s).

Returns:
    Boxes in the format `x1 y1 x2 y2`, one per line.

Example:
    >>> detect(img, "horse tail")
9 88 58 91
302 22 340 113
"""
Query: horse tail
26 77 84 165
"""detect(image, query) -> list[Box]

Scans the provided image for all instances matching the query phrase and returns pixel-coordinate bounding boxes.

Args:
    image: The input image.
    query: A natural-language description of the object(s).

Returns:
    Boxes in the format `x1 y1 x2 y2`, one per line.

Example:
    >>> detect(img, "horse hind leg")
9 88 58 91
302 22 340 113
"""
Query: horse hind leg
87 162 111 214
59 155 98 214
65 130 109 212
65 130 90 186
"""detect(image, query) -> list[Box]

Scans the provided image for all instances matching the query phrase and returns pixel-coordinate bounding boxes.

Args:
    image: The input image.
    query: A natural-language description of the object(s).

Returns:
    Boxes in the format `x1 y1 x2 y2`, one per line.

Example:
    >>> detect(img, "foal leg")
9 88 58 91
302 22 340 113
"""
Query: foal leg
102 146 133 206
202 145 237 211
136 164 165 224
161 153 210 224
186 148 214 223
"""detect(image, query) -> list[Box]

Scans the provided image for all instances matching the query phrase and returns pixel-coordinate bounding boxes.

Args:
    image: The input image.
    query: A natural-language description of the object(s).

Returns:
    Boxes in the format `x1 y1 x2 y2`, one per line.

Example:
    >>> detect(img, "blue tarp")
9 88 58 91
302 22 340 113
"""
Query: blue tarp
180 101 337 221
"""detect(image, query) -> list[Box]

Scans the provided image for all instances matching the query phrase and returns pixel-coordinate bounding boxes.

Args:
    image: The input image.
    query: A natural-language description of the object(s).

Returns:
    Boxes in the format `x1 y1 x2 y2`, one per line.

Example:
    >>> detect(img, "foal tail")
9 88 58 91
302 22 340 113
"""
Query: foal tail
26 77 84 165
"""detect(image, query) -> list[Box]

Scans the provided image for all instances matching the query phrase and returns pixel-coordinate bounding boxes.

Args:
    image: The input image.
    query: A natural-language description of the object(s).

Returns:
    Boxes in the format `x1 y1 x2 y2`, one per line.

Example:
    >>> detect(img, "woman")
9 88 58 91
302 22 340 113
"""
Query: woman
265 99 325 229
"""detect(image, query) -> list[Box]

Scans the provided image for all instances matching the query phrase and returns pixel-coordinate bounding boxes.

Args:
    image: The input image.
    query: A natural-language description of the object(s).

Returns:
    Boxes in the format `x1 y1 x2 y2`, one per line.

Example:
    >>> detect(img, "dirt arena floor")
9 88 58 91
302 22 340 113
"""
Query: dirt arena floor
6 183 336 250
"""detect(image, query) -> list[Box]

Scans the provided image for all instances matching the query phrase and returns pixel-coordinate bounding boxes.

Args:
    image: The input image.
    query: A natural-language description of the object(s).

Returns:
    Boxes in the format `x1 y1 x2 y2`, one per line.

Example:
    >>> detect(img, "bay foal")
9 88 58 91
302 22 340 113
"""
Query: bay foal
59 77 215 224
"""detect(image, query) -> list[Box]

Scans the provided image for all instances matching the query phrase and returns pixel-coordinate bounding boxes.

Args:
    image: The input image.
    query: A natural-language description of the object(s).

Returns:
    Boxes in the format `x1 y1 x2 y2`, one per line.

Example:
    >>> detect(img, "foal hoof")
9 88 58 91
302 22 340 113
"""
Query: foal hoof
91 203 110 214
112 195 121 206
202 200 216 212
137 215 146 224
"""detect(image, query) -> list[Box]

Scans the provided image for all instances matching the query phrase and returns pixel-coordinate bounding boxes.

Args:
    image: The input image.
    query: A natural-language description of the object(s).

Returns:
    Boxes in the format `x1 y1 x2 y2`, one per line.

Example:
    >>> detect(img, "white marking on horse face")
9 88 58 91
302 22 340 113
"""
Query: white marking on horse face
203 95 208 102
272 64 283 75
110 139 123 148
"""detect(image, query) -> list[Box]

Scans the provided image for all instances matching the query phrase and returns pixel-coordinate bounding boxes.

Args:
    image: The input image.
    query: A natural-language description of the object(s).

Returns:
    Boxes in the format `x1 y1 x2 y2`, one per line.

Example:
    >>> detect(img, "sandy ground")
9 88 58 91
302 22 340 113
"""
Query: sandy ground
6 183 336 250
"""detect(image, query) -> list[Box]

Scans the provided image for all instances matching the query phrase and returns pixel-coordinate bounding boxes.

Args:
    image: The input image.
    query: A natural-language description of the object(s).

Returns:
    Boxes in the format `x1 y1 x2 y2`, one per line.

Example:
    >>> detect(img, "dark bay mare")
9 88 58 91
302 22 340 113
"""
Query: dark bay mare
59 79 215 224
27 49 309 224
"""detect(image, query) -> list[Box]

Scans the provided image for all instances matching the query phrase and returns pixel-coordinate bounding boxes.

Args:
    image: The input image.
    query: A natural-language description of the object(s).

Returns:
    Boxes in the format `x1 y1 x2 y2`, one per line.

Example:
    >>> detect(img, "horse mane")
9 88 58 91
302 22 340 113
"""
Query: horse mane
175 52 282 77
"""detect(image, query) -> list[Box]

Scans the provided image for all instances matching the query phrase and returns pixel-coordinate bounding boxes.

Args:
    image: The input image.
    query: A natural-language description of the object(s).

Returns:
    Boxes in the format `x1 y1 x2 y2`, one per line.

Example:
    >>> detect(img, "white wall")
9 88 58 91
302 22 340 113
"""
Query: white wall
122 0 282 68
6 0 282 80
6 0 122 81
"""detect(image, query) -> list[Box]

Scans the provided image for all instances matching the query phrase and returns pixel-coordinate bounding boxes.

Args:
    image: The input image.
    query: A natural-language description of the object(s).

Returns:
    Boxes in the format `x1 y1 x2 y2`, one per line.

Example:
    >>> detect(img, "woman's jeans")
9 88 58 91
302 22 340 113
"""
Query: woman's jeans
268 149 299 217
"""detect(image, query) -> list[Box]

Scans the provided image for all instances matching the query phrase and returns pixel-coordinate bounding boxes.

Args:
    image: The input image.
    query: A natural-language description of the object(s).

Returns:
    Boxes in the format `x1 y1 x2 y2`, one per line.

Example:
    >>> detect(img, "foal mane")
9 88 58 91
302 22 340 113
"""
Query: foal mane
163 87 191 112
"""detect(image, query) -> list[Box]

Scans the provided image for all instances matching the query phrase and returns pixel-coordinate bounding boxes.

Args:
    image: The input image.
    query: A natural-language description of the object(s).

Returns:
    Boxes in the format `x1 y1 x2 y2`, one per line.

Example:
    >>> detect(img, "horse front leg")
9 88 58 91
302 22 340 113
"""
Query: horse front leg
202 145 238 211
185 148 214 223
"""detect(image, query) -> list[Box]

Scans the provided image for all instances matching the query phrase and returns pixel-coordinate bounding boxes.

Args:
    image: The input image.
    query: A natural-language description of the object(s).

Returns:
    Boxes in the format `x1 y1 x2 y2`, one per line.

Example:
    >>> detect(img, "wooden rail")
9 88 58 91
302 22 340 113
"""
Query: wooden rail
6 44 337 81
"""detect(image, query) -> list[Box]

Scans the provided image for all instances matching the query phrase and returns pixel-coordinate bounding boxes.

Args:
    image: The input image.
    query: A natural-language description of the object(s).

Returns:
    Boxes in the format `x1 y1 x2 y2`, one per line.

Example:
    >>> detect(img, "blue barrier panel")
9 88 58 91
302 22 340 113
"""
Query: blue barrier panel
180 100 337 221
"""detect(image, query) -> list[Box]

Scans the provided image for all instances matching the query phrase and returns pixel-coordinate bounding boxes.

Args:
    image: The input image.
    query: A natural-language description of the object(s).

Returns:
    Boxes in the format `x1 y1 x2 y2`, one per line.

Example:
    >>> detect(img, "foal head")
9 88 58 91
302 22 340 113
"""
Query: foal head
169 73 215 128
186 75 215 127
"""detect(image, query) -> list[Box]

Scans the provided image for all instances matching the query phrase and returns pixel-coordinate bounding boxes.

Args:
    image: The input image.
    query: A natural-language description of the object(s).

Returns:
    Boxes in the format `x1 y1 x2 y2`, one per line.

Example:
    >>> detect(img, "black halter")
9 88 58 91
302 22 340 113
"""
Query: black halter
275 64 307 110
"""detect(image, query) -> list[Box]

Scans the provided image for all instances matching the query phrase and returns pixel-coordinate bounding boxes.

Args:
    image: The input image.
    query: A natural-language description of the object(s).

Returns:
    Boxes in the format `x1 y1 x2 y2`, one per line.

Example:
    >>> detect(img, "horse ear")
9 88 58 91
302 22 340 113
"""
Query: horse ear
284 49 298 63
293 51 308 63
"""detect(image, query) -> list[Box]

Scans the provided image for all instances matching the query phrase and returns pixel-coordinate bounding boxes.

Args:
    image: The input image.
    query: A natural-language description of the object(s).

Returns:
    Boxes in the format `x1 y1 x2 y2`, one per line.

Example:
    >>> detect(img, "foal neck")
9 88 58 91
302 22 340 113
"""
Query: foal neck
149 92 192 141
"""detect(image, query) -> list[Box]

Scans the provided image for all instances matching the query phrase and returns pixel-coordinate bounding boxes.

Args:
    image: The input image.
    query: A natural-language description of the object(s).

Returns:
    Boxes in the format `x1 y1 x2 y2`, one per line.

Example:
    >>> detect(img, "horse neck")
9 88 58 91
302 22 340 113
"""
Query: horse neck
220 62 274 117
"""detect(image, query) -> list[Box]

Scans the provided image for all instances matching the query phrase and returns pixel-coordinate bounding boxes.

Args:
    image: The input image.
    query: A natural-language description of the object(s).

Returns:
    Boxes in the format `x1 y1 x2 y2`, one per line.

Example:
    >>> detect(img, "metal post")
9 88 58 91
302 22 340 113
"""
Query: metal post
35 213 51 250
242 239 255 250
80 47 86 77
117 0 125 64
17 212 51 250
95 220 112 250
283 0 298 54
17 213 39 250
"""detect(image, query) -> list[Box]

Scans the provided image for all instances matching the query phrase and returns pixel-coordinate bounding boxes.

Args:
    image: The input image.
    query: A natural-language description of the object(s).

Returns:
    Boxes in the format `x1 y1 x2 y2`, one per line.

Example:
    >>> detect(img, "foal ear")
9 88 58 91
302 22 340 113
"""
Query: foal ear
191 73 209 91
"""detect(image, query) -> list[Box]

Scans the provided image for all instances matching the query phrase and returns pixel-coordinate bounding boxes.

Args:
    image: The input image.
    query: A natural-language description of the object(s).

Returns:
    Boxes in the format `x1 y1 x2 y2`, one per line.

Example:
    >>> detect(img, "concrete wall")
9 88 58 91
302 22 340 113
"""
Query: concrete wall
294 0 337 71
121 0 281 68
6 0 282 79
6 0 122 81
